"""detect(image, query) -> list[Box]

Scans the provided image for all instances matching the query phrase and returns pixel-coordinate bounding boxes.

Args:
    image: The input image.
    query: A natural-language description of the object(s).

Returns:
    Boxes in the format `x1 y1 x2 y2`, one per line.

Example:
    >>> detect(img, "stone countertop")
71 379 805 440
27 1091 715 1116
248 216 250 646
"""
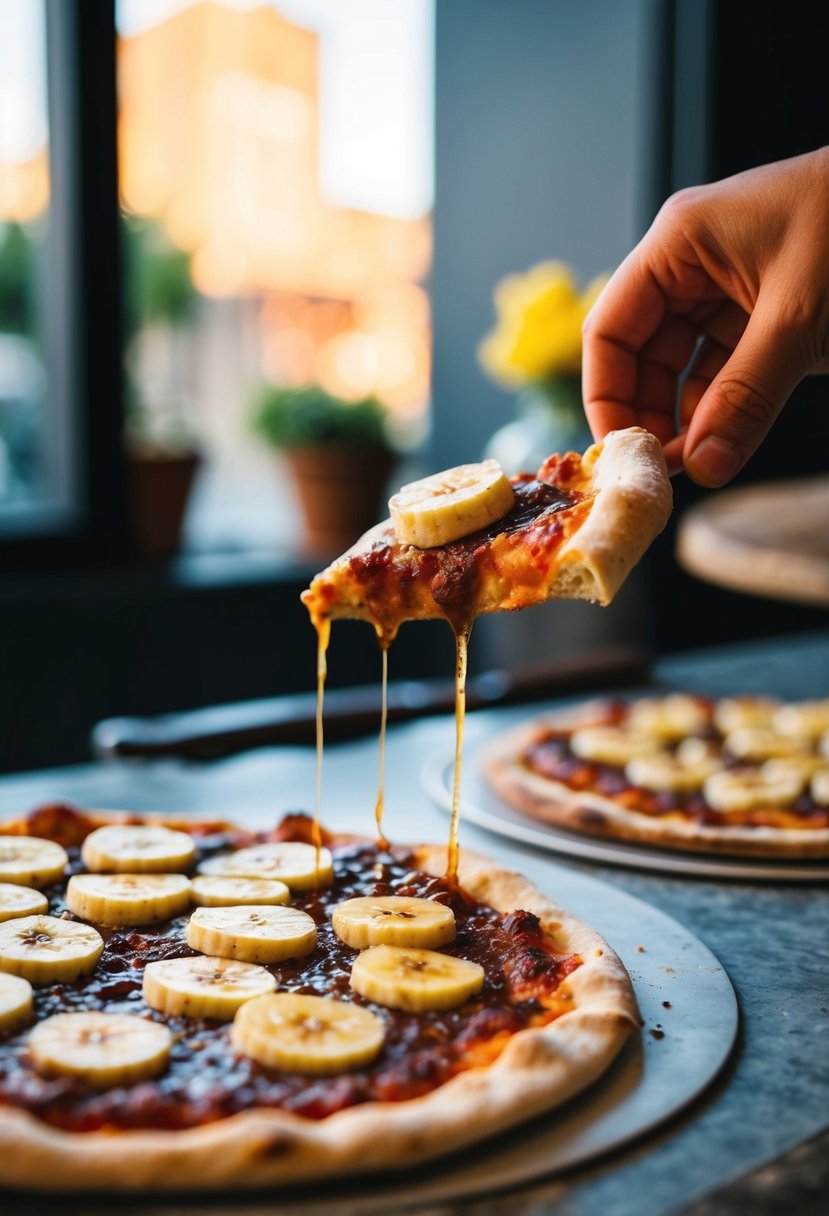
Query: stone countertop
1 630 828 1215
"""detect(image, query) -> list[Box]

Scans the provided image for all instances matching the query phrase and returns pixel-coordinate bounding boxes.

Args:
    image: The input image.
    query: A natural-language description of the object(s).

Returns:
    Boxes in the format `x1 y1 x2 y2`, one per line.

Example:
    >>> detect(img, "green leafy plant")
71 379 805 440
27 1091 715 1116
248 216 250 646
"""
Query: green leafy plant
251 385 392 451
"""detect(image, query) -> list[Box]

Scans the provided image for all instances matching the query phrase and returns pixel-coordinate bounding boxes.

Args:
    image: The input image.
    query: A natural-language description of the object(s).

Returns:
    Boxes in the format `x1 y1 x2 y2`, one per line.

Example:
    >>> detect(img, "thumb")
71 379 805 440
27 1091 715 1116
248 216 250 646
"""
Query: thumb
683 298 810 487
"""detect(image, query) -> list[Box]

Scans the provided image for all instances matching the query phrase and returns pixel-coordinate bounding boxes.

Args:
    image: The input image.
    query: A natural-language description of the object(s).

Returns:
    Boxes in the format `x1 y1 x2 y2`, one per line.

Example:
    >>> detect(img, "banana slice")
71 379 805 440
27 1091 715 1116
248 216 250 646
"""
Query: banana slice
389 459 515 549
66 873 191 926
189 875 291 908
28 1012 171 1087
81 825 196 873
704 768 803 813
0 837 68 888
198 843 333 891
675 736 721 765
724 728 811 762
810 770 829 806
0 972 34 1034
0 915 103 984
627 694 711 741
762 755 828 782
332 896 456 951
143 955 276 1020
713 696 780 734
774 700 829 740
570 726 663 767
0 882 48 923
187 905 317 964
351 944 484 1012
626 752 720 793
232 992 386 1074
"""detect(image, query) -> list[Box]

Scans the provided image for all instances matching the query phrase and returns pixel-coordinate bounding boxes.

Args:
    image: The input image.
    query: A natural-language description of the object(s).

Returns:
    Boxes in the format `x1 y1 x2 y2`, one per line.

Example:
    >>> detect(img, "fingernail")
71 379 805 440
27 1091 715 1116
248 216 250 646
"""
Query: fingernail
685 436 742 487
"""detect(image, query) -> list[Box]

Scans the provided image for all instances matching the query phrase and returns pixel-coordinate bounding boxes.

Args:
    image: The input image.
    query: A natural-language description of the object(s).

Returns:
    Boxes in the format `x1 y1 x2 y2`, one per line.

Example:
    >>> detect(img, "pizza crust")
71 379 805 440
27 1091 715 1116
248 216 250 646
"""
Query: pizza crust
484 710 829 860
0 836 638 1191
551 427 672 605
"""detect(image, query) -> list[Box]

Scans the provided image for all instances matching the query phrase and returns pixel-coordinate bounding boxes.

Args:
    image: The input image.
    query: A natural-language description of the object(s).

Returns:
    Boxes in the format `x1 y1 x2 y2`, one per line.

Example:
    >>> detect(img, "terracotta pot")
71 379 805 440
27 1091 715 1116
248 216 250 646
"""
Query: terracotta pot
127 449 201 557
286 445 396 556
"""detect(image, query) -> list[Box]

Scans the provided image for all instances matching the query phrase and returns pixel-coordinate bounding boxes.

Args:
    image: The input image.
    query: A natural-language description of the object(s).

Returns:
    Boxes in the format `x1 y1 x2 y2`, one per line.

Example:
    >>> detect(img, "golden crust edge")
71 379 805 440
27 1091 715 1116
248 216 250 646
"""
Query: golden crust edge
0 836 637 1192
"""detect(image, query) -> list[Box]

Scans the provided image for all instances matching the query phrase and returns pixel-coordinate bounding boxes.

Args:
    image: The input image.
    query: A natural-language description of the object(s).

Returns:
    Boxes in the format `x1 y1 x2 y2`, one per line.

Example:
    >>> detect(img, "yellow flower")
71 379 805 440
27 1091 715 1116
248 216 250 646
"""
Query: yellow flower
478 261 609 389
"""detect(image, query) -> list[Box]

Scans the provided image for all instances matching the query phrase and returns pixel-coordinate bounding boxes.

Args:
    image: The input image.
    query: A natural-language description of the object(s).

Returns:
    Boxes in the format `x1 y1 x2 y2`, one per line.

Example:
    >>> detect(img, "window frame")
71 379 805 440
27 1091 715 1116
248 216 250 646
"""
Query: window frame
0 0 127 572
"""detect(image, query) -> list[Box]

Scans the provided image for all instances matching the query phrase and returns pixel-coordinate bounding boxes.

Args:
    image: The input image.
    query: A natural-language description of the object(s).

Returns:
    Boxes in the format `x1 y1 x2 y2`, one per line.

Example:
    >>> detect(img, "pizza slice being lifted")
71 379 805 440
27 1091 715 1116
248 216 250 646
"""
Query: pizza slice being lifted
301 427 672 644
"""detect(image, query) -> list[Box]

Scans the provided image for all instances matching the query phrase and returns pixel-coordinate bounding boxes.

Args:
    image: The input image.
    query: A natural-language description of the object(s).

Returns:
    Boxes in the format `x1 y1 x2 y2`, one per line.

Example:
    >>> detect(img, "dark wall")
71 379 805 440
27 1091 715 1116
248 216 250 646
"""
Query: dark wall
0 566 455 774
643 0 829 651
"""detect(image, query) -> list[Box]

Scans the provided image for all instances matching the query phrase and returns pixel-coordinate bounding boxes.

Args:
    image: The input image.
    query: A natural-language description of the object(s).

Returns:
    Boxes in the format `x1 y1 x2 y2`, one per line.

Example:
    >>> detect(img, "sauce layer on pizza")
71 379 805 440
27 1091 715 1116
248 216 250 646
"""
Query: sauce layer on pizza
0 805 604 1134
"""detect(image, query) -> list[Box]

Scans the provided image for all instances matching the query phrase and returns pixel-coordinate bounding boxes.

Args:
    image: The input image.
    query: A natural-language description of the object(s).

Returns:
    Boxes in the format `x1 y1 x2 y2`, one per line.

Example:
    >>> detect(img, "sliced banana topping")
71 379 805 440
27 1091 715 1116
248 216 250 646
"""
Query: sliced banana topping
762 755 828 782
0 882 48 923
232 992 386 1075
570 726 663 767
28 1012 172 1087
675 736 721 765
189 875 291 907
81 825 196 874
713 696 780 734
66 873 191 926
627 694 711 741
0 972 34 1034
143 955 276 1020
774 700 829 740
724 728 811 762
199 842 333 891
187 905 317 964
351 944 485 1012
626 752 720 793
389 458 515 549
333 896 456 951
810 770 829 806
704 768 803 814
0 915 103 984
0 837 68 888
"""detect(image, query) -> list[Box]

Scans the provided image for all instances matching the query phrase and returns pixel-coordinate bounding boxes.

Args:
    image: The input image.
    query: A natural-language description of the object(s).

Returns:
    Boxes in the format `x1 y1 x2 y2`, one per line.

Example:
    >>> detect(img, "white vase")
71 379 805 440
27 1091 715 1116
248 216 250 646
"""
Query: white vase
485 376 593 475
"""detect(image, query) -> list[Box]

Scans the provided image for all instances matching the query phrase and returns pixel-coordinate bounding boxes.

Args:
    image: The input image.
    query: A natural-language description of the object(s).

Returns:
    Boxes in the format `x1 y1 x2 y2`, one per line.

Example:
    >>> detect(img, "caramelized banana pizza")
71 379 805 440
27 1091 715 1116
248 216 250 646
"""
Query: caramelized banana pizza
0 805 637 1191
485 695 829 857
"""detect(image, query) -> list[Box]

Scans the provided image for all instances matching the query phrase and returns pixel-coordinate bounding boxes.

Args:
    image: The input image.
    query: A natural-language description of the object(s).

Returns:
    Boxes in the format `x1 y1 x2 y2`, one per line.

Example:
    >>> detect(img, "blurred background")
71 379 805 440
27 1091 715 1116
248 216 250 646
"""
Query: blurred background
1 0 827 772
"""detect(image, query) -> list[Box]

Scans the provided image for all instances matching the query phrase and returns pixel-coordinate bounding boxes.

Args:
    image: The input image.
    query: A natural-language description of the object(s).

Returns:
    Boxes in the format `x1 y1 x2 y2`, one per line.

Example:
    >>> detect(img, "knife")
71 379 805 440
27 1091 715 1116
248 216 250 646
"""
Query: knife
92 645 650 761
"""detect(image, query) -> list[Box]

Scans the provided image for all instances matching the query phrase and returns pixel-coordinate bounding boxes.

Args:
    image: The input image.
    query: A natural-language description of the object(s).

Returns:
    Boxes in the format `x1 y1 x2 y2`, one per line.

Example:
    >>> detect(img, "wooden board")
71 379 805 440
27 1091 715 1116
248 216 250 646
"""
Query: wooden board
676 475 829 606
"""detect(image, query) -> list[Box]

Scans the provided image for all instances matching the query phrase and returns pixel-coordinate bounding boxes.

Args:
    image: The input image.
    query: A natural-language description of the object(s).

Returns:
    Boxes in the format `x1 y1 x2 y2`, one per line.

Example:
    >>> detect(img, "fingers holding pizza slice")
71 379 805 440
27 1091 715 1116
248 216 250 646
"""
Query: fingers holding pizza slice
301 427 672 644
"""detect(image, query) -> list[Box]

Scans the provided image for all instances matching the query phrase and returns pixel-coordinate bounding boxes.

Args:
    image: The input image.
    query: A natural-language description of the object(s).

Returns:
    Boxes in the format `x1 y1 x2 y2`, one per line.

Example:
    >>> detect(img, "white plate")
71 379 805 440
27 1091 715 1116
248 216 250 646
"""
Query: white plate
421 745 829 883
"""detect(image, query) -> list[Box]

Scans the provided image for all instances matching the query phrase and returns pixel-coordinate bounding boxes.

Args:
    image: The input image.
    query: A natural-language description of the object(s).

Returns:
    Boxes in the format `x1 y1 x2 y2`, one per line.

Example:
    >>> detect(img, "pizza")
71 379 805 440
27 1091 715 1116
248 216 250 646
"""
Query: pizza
0 803 638 1191
301 427 672 645
485 694 829 858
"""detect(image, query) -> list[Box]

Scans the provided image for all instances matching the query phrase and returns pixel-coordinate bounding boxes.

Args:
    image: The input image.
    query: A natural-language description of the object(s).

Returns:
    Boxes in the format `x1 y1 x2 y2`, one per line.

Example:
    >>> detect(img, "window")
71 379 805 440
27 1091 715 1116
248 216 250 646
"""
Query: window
117 0 434 554
0 0 62 531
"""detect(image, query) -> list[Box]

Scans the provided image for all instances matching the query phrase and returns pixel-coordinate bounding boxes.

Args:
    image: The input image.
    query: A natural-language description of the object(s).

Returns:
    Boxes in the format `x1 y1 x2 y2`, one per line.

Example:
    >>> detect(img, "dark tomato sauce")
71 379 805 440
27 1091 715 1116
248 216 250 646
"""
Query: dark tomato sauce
347 477 581 632
0 809 580 1131
525 734 829 827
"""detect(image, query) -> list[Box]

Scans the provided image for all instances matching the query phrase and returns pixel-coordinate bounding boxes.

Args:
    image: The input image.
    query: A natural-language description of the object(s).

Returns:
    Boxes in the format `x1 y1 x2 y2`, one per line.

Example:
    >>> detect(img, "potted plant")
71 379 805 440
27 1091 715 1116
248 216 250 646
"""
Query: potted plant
123 218 202 558
251 384 396 555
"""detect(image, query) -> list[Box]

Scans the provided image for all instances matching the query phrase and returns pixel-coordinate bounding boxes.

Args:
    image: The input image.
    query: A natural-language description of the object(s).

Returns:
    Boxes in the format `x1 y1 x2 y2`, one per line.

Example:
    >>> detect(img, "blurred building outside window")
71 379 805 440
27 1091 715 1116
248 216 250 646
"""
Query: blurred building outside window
0 0 59 529
117 0 434 555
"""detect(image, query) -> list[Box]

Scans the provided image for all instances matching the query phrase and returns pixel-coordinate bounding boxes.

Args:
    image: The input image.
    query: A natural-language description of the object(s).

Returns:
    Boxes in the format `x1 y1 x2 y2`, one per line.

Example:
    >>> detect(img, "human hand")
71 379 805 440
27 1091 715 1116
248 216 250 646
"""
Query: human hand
581 148 829 486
